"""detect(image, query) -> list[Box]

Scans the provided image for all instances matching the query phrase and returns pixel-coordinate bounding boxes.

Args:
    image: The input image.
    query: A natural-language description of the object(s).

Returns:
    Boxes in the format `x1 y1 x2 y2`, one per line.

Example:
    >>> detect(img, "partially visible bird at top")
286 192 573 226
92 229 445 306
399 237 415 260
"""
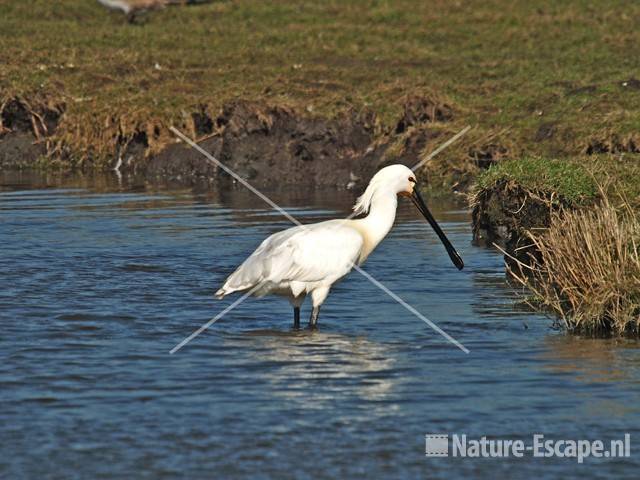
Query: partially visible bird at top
97 0 159 22
96 0 210 23
215 164 464 329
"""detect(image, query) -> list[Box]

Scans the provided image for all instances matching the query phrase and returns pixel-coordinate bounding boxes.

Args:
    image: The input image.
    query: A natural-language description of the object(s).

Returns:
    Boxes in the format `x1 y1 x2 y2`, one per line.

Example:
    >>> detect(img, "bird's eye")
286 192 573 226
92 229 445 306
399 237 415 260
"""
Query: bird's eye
408 176 416 183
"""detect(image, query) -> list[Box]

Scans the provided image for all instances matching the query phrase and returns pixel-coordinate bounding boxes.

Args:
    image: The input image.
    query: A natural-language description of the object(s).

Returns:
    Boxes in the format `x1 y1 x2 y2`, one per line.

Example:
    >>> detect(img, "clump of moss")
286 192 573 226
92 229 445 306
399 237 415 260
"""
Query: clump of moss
509 196 640 335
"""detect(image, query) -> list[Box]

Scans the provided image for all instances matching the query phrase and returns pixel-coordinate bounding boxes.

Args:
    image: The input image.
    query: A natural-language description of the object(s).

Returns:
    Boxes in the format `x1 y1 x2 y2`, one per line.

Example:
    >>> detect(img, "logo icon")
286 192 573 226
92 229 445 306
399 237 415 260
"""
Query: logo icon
425 434 449 457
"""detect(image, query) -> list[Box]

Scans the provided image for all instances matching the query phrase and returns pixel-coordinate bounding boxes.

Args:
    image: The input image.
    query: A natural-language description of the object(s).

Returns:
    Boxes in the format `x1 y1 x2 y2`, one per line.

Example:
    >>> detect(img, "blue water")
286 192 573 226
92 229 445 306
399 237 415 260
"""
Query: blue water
1 173 639 478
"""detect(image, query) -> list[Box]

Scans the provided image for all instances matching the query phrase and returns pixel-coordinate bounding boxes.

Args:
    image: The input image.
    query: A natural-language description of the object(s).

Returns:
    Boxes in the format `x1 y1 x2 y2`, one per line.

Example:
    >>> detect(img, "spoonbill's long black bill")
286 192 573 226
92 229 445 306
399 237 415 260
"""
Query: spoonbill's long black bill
411 188 464 270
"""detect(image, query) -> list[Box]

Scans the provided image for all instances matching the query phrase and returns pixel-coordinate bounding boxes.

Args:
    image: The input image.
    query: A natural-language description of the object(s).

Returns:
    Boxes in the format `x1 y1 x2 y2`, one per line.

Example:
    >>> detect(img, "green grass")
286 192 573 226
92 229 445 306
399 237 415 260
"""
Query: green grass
478 154 640 204
477 157 598 202
1 0 640 177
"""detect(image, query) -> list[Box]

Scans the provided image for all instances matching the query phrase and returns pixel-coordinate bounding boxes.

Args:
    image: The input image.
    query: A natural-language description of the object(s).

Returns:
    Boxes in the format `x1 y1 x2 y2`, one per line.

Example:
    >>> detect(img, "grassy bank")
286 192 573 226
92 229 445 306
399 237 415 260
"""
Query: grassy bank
1 0 640 186
477 155 640 205
474 156 640 335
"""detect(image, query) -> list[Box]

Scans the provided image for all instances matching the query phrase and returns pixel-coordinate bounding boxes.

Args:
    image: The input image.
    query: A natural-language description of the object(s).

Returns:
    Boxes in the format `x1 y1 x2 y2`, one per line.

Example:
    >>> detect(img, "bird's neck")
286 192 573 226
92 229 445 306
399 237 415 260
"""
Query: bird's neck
353 190 398 263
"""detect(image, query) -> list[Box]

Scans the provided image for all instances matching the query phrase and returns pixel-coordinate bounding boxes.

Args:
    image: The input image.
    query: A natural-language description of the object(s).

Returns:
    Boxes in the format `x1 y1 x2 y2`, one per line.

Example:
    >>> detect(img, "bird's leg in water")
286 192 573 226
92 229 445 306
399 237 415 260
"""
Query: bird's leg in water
293 307 300 329
309 287 328 329
309 307 321 329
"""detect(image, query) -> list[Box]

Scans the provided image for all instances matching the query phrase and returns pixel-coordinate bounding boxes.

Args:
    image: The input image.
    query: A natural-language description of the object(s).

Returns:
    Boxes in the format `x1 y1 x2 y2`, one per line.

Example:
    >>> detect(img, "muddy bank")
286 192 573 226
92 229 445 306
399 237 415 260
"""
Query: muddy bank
0 95 472 189
0 98 61 170
471 180 572 268
145 101 381 188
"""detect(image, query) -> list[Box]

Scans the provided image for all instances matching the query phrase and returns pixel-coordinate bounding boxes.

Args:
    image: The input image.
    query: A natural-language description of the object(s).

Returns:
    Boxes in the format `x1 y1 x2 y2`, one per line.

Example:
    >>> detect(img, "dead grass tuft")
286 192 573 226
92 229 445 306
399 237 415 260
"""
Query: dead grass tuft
508 195 640 335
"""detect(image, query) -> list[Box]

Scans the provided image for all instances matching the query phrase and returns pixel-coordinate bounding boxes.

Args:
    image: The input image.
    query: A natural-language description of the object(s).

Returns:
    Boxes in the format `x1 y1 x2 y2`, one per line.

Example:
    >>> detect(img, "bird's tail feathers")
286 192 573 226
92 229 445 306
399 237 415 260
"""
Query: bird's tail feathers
215 280 273 299
214 282 254 299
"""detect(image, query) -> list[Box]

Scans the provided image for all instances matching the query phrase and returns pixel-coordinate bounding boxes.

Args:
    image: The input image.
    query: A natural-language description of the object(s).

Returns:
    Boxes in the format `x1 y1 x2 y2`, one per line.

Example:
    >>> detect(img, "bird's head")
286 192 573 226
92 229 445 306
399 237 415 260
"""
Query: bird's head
373 164 417 197
352 164 418 214
353 164 464 270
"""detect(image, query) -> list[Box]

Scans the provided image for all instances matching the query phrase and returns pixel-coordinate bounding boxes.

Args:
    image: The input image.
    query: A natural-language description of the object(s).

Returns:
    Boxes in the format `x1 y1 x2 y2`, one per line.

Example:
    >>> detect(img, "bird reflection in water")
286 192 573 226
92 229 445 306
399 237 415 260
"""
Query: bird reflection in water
222 328 400 413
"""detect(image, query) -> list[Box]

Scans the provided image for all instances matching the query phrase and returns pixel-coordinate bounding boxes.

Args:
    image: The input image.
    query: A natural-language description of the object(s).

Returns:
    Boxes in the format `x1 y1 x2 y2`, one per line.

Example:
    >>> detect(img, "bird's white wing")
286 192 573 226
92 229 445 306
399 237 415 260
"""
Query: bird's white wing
216 220 363 297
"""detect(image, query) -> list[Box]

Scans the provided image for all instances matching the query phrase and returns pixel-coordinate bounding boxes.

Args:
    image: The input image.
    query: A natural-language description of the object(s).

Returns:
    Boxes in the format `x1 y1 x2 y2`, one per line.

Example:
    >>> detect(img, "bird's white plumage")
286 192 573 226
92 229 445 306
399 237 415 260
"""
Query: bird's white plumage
216 219 363 300
215 164 417 316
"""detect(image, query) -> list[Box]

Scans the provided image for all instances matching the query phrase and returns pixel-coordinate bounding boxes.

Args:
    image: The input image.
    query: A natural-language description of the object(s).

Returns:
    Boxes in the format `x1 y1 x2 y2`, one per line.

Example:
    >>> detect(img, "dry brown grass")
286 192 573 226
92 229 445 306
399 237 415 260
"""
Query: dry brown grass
508 195 640 335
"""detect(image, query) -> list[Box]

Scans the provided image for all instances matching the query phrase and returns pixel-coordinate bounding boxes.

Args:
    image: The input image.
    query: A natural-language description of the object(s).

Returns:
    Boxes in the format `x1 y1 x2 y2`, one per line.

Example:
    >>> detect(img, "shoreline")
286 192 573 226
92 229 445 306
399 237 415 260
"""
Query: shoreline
0 95 477 191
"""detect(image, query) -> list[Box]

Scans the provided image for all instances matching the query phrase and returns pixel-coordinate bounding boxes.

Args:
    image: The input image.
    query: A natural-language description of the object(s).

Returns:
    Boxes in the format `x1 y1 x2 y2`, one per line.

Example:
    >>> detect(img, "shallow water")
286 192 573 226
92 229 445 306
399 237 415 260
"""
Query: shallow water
2 172 639 478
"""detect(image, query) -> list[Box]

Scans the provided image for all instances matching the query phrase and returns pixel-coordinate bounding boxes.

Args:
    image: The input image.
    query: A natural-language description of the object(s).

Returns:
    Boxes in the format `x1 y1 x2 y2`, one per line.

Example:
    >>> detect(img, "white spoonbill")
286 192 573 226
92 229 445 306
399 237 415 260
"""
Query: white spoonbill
215 164 464 328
